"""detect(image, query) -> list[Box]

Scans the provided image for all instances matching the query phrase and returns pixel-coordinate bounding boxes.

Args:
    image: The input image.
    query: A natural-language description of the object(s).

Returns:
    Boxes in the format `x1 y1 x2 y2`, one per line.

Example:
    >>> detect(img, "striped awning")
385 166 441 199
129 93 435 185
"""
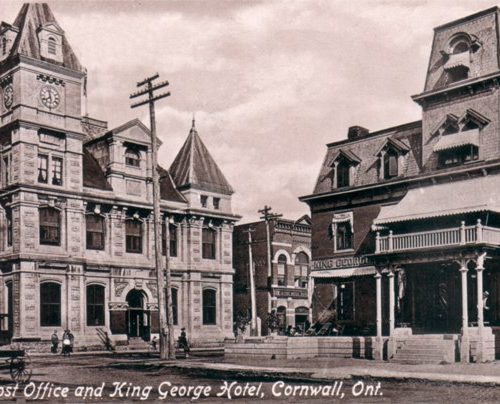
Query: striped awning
310 266 377 278
433 129 479 152
374 175 500 225
444 51 470 70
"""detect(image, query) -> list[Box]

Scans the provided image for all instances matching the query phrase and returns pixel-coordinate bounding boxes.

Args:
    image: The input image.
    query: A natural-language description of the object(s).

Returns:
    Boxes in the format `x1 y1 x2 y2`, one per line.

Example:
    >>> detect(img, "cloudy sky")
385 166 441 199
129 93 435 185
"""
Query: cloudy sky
2 0 496 222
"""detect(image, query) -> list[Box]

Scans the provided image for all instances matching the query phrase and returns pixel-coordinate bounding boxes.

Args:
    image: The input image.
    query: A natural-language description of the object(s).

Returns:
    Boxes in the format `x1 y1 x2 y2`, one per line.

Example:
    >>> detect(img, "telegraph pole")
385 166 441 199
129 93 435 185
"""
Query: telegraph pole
258 206 283 285
130 74 175 359
243 227 257 335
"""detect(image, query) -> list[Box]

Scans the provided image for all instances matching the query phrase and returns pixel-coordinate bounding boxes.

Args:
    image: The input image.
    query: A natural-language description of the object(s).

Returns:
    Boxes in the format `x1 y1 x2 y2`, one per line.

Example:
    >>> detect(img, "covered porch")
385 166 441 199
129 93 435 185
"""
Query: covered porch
372 175 500 362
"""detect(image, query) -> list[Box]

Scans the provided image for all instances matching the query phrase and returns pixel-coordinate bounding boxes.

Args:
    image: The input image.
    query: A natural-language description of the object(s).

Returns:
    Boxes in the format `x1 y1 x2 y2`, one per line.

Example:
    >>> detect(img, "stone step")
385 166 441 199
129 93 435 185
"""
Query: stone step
392 358 444 365
395 347 448 354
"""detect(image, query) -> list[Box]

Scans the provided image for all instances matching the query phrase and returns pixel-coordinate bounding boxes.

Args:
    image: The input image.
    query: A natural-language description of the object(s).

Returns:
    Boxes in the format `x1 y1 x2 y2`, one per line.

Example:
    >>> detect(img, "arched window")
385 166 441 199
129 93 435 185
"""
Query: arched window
277 254 287 286
202 228 216 259
125 218 142 253
294 252 309 288
47 37 57 55
40 282 61 326
87 285 105 326
125 149 140 167
2 37 7 56
39 207 61 245
170 288 178 325
202 289 216 325
86 214 105 250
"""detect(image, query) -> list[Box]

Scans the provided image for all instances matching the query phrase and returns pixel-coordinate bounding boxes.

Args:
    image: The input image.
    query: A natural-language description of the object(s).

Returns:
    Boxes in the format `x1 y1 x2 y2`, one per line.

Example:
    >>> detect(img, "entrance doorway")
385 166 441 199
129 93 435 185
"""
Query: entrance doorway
400 264 461 334
126 289 150 341
295 306 309 333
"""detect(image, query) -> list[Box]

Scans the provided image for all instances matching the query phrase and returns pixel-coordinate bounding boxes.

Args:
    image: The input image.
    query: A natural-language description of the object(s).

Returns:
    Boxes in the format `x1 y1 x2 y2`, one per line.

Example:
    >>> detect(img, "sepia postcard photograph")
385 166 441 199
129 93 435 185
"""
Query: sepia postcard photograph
0 0 499 402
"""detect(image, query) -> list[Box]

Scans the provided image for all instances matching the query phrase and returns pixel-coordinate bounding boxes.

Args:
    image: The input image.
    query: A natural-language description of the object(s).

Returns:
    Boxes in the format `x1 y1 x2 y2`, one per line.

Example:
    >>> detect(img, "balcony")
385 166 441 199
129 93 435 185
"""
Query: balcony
375 220 500 254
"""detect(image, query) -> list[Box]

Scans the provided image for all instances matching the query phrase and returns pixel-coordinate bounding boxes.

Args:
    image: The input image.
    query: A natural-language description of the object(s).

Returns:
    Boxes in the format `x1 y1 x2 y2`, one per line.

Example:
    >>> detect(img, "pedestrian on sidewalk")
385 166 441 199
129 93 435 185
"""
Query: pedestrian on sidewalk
51 330 59 354
178 327 190 359
62 329 74 357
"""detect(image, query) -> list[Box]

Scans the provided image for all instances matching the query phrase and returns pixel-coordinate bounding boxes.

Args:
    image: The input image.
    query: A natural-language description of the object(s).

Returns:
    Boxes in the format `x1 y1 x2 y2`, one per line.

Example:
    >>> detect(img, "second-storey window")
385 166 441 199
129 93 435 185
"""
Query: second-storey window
86 214 105 250
277 255 287 286
38 155 63 186
202 228 216 259
126 218 142 253
213 197 220 210
38 155 48 183
336 222 353 251
294 252 309 288
52 157 63 185
6 208 12 247
169 224 178 257
39 207 61 245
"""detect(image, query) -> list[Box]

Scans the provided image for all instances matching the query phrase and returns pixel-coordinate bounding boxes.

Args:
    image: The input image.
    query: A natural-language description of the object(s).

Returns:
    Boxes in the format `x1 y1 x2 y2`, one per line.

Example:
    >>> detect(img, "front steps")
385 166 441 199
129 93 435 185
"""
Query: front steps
392 334 458 364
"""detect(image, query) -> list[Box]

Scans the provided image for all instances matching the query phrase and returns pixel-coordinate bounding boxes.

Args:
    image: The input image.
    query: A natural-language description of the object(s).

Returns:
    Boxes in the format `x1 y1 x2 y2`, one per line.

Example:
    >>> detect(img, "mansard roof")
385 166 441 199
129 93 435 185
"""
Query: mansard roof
4 3 84 72
169 122 234 195
312 121 422 195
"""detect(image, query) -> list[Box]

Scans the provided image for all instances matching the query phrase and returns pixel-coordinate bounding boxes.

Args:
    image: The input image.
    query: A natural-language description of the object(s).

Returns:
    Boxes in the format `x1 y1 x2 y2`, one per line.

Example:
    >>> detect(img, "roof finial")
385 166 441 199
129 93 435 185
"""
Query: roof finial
192 113 196 130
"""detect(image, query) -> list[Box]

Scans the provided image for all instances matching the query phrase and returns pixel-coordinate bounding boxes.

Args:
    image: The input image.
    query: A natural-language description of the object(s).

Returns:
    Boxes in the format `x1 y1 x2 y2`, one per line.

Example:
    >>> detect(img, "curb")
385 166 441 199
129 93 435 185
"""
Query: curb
161 361 500 386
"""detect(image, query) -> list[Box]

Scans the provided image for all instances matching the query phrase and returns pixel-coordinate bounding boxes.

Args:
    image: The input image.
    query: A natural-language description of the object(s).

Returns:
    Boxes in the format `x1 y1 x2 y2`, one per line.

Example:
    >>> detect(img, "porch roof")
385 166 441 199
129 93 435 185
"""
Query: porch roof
310 266 377 278
374 175 500 225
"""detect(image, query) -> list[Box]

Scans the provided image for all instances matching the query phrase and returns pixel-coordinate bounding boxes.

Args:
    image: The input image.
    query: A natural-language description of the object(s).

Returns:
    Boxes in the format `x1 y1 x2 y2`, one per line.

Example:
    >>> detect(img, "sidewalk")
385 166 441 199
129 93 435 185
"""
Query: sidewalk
156 356 500 386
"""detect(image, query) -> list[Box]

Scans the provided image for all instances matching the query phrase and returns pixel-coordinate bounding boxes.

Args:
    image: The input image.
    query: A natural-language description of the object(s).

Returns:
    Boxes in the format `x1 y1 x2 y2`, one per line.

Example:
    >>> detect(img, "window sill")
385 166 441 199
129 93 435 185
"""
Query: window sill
334 248 355 254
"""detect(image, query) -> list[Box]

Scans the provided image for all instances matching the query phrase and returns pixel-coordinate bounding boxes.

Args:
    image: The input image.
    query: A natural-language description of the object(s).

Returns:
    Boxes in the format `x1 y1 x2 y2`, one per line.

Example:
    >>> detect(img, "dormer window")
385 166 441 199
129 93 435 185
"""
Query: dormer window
125 148 140 167
433 109 489 168
383 149 398 179
337 158 350 188
47 37 56 55
443 34 480 83
376 137 410 181
329 149 361 189
37 23 63 63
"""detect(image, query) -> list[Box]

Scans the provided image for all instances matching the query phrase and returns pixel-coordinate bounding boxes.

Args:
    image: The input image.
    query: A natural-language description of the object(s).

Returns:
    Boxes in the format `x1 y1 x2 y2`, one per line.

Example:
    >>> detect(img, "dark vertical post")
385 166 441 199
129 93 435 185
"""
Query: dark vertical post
131 75 174 359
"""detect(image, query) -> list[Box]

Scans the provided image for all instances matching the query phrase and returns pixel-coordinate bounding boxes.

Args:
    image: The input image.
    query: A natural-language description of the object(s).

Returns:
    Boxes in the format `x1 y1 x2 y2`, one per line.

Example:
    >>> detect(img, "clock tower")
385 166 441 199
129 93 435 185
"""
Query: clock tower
0 3 87 340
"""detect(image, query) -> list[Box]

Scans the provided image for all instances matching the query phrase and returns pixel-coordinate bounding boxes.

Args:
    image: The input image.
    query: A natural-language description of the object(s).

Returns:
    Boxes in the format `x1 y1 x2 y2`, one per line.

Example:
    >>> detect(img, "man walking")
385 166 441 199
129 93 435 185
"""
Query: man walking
51 330 59 354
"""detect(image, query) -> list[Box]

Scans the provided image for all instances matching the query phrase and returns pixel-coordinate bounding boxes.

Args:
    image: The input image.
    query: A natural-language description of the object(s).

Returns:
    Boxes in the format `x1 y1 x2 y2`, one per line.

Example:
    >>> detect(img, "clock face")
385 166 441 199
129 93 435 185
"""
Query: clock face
3 85 13 109
40 86 60 109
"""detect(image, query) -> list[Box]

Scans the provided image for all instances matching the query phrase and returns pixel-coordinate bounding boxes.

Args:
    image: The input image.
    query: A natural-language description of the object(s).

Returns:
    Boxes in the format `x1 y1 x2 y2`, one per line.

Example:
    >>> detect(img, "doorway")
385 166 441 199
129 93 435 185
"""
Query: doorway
126 289 150 341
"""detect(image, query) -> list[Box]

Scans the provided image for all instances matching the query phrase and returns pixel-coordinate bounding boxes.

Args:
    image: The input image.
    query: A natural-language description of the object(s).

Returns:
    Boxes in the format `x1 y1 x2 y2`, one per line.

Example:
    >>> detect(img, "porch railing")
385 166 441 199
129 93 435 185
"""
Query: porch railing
375 220 500 253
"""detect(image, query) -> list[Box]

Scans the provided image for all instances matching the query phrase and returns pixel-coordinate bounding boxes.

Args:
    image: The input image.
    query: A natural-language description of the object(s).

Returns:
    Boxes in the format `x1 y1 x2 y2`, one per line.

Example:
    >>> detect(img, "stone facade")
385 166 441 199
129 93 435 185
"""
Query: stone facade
0 4 239 349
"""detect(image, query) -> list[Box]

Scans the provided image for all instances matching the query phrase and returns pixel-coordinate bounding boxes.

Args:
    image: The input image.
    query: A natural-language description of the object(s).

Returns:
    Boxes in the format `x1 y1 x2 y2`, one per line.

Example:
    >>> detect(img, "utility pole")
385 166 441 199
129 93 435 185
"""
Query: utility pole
130 74 175 359
258 206 283 286
243 227 257 335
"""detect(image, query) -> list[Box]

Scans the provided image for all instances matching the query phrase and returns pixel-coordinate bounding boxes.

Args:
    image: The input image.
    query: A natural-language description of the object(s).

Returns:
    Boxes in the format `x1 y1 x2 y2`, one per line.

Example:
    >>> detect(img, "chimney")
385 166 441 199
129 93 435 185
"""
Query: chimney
347 126 369 140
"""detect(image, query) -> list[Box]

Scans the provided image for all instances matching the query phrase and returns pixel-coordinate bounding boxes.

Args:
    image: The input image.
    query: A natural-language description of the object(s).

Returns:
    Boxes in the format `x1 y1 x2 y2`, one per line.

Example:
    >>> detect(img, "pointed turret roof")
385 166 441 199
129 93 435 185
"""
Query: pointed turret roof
169 120 234 195
3 3 84 72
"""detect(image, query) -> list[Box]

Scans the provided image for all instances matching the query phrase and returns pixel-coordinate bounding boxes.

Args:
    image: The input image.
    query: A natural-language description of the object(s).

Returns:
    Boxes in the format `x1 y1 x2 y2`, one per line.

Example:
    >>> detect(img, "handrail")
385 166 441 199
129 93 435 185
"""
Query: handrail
376 223 500 253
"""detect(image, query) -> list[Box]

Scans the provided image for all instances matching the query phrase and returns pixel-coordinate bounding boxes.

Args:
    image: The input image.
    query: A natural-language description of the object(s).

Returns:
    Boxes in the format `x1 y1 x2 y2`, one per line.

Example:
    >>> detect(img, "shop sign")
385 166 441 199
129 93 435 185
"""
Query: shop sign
311 255 374 270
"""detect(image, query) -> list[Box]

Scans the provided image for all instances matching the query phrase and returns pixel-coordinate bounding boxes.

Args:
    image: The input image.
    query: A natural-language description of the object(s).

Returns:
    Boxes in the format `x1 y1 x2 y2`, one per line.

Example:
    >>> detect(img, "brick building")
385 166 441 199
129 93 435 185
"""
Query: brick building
233 216 311 335
0 3 239 349
300 7 500 362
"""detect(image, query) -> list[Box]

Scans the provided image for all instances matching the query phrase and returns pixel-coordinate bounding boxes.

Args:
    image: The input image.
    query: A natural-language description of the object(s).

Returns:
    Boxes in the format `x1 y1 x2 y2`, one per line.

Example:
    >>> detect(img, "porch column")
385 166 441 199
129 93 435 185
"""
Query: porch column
375 272 383 360
388 270 396 359
476 254 485 362
459 261 469 363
